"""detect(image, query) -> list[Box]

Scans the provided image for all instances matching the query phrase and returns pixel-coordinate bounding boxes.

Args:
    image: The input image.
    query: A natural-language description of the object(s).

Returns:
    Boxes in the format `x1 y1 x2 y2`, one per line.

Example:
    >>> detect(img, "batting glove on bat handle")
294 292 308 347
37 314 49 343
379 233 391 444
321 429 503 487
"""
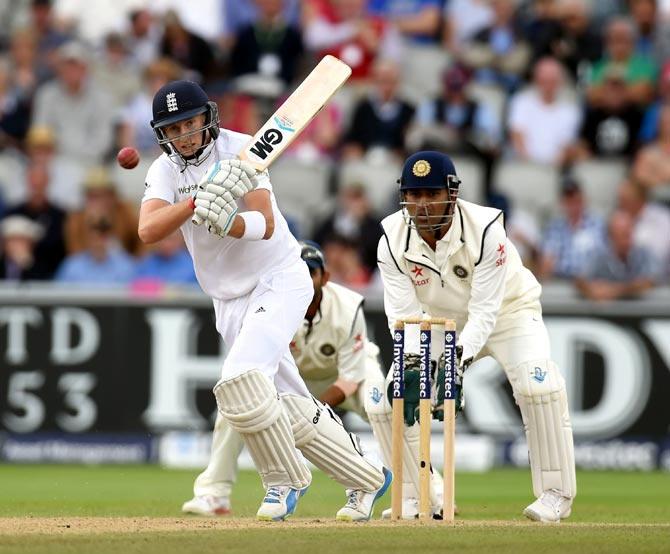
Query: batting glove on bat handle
190 195 206 226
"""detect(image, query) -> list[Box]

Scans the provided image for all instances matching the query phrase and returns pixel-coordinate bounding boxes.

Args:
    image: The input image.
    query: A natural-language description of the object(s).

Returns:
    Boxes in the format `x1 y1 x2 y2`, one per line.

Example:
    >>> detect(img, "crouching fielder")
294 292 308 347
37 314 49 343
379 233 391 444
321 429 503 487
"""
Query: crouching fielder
375 151 576 523
141 80 388 521
182 240 391 521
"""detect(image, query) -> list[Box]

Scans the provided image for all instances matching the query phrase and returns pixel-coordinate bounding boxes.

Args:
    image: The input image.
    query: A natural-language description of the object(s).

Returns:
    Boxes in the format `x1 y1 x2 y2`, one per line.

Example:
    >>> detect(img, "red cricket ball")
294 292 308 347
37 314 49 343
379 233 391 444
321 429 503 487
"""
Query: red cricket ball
117 147 140 170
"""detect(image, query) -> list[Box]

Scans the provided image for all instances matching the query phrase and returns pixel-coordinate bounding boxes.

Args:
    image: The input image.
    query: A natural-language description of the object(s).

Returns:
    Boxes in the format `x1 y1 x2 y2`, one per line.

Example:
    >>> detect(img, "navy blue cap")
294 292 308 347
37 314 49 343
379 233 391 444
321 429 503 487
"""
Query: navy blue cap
299 240 326 271
151 80 210 129
399 151 459 191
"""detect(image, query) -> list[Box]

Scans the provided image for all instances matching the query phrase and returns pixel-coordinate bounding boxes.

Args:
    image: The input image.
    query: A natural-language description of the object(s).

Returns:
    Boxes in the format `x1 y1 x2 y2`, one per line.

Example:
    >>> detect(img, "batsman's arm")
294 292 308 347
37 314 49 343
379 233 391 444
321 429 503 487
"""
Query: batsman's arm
230 188 275 240
138 198 194 244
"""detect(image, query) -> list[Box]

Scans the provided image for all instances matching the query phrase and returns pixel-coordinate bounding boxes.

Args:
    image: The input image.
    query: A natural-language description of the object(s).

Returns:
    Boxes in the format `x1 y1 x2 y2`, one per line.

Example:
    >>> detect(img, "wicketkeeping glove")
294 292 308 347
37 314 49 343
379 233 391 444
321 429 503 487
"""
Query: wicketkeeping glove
432 345 471 420
386 353 437 426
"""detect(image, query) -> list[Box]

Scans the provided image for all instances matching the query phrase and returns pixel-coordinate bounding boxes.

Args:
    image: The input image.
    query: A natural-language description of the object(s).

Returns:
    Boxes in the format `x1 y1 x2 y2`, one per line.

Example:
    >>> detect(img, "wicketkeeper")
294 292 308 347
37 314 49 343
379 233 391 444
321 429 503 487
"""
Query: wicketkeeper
374 151 576 523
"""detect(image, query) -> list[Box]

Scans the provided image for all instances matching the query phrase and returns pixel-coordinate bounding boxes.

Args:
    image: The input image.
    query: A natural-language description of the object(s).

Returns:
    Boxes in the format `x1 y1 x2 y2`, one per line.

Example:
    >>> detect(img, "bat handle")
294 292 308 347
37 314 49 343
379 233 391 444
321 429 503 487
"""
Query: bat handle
192 213 205 225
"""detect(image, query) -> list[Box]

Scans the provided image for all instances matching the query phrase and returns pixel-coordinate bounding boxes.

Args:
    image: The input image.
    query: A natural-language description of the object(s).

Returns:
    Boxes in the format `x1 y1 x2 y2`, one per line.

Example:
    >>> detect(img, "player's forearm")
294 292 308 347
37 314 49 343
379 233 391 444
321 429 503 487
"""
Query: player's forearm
138 199 193 244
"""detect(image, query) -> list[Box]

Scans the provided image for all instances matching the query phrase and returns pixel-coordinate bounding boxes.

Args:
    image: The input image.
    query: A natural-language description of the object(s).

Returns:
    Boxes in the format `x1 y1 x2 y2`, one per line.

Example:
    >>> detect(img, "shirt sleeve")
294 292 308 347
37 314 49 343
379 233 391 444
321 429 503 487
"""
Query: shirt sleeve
335 303 368 387
142 158 176 204
458 219 508 361
256 169 273 192
376 234 422 335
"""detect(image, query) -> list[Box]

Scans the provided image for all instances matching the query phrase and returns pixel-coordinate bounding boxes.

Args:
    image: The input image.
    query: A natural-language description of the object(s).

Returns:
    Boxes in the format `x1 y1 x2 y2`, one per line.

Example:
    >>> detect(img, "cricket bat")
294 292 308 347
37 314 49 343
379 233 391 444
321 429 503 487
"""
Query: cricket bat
240 55 352 171
193 55 351 225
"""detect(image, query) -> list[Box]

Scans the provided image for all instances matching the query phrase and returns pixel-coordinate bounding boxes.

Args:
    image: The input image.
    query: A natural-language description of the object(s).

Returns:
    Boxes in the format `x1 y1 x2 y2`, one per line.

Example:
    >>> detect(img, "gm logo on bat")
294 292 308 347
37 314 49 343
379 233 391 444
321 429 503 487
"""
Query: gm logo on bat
248 116 295 160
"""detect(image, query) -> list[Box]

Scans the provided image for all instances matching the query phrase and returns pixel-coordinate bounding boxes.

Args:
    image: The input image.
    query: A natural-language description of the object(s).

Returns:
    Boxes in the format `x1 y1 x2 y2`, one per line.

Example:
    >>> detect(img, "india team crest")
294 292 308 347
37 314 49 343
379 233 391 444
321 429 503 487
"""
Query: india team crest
320 344 335 356
453 265 468 279
412 160 431 177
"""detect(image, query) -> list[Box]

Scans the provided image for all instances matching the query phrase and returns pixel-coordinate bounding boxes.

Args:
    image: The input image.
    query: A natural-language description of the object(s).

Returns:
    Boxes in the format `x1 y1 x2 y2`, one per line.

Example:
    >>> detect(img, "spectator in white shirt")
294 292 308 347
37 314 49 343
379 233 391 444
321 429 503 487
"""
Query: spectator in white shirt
507 56 581 165
617 178 670 278
31 41 115 165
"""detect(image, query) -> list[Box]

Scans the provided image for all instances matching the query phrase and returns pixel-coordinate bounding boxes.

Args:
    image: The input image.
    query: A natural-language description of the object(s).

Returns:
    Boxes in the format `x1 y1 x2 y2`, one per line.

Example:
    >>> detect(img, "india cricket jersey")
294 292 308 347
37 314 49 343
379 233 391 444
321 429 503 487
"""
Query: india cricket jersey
378 199 542 361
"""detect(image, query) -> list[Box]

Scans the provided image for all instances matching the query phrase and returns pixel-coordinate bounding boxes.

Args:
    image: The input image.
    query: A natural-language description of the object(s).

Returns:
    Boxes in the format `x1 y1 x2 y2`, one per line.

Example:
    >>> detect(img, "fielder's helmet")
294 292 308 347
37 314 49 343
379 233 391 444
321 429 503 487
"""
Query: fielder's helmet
399 151 460 192
299 240 326 271
150 80 220 160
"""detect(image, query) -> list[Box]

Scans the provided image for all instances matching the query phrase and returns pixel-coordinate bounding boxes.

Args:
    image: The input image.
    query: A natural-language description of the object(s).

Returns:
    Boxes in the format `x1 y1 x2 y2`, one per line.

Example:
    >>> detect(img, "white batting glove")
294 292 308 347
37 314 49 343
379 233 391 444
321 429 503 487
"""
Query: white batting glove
191 159 259 226
193 189 238 238
203 159 258 198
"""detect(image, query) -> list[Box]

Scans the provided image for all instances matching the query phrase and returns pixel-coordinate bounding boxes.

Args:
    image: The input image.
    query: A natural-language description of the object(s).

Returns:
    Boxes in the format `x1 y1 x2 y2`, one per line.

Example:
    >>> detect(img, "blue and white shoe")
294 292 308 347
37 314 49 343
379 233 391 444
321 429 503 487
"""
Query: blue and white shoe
335 467 393 522
256 485 308 521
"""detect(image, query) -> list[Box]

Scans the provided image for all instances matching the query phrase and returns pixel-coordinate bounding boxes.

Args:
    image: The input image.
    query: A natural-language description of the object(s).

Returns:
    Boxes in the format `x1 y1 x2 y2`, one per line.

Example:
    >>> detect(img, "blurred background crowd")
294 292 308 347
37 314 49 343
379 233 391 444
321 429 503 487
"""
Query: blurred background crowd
0 0 669 302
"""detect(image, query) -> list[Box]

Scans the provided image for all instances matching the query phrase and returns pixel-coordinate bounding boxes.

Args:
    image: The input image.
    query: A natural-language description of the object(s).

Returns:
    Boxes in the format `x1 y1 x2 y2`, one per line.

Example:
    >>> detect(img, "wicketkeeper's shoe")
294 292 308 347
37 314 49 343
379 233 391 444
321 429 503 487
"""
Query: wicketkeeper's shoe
523 489 573 523
256 485 308 521
335 467 393 522
181 495 231 516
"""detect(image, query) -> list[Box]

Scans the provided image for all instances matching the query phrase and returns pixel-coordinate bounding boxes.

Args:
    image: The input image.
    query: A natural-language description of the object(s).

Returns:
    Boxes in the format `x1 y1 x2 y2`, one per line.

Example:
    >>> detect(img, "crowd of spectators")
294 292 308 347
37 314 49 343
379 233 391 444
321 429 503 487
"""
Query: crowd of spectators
0 0 669 301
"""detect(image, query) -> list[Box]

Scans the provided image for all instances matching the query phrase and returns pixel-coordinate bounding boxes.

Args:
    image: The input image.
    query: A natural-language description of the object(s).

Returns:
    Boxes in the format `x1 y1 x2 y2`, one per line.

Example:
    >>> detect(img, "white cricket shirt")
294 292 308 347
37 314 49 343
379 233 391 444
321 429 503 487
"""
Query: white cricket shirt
378 199 542 362
142 128 301 300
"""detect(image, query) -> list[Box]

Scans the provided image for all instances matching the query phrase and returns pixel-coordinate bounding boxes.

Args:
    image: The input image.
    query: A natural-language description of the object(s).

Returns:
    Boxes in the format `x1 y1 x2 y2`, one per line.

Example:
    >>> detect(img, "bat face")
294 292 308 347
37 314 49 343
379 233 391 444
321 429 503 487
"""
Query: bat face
240 56 352 171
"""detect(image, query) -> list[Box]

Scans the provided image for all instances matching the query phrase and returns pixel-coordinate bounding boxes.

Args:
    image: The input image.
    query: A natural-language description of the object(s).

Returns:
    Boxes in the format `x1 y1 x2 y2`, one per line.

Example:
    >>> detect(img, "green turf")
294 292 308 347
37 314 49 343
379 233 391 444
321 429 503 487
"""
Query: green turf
0 465 669 553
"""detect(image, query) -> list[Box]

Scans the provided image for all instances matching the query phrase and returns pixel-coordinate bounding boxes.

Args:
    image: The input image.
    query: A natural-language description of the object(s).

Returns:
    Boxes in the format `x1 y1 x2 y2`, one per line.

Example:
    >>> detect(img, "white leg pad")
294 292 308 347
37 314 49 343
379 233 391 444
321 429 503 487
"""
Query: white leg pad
283 394 384 492
364 376 439 502
194 413 245 497
213 370 311 490
509 359 576 499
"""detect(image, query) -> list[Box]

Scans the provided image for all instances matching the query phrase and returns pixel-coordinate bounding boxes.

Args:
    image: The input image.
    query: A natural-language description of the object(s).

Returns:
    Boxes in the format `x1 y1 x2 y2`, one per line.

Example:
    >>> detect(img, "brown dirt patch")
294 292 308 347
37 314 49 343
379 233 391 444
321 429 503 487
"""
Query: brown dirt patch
0 517 668 536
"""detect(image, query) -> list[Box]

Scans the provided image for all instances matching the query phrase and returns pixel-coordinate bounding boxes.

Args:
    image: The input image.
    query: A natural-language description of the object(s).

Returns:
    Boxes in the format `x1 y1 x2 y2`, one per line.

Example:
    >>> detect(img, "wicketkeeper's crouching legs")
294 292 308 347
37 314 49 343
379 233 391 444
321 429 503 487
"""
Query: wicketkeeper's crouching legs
507 359 576 523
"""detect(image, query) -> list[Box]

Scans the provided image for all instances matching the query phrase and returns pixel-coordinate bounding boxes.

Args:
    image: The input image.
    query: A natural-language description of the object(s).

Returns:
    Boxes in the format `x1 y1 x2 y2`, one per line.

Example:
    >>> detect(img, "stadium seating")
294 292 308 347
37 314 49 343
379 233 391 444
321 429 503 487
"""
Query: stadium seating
338 155 402 217
492 160 561 221
268 158 334 238
570 159 629 216
399 45 451 106
450 155 486 205
110 158 155 206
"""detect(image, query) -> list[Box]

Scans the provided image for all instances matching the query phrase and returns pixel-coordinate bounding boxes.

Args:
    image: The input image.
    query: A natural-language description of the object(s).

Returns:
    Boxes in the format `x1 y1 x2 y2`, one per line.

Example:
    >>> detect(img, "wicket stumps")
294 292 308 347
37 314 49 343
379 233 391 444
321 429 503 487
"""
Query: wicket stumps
391 317 457 523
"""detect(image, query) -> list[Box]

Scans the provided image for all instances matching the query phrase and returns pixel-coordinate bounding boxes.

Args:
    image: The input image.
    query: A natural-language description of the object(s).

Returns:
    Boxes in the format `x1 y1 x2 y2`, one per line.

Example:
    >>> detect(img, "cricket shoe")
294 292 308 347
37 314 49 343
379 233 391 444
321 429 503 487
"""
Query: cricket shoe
181 495 231 516
523 489 573 523
336 467 393 522
256 485 308 521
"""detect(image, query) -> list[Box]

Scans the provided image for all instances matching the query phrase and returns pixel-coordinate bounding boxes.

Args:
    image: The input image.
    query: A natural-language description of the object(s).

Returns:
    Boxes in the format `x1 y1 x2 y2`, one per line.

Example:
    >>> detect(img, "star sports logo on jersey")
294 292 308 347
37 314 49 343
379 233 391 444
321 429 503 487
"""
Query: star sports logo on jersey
411 265 429 286
166 92 178 112
496 243 506 267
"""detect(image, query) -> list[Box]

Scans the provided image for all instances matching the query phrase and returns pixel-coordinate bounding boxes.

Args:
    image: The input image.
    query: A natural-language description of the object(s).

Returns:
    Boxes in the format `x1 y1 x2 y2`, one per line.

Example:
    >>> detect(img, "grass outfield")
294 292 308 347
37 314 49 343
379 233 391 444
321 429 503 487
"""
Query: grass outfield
0 465 668 553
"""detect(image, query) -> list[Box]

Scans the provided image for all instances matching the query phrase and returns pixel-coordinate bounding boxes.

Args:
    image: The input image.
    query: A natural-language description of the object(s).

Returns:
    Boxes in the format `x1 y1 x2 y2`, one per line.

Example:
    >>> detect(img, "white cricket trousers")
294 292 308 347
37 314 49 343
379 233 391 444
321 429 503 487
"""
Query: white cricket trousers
212 260 313 397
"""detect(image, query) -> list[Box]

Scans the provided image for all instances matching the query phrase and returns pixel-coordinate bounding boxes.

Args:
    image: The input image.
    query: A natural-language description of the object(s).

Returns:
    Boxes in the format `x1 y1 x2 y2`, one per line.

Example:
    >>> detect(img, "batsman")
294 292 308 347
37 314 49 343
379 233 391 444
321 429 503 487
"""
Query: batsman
375 151 576 523
182 240 391 520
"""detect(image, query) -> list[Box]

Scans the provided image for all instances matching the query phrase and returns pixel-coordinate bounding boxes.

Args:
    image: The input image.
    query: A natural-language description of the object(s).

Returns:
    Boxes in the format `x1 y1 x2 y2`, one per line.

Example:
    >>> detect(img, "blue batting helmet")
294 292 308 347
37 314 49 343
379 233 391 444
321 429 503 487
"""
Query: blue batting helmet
398 151 460 191
150 80 220 160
